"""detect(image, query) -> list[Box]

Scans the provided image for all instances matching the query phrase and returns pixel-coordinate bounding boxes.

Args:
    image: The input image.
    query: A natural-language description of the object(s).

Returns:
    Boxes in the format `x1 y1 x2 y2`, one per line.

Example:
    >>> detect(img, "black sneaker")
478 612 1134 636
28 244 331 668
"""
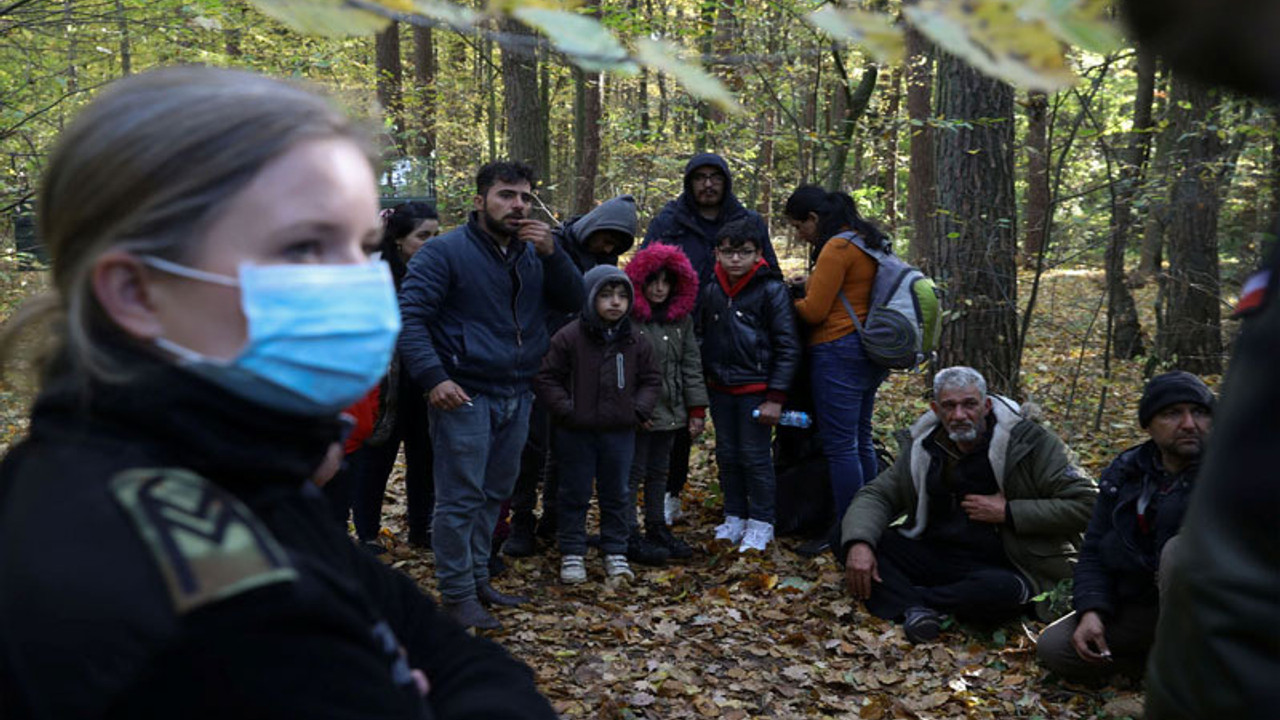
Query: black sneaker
535 514 557 541
407 528 431 549
626 530 670 566
504 520 537 557
646 523 693 560
444 598 501 631
794 537 831 558
476 580 530 607
902 606 943 644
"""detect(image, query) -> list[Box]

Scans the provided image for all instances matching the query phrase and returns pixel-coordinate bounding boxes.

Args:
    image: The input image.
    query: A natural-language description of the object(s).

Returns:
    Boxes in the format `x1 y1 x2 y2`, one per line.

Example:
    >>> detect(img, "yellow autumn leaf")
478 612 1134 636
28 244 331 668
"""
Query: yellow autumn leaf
248 0 391 36
905 0 1077 92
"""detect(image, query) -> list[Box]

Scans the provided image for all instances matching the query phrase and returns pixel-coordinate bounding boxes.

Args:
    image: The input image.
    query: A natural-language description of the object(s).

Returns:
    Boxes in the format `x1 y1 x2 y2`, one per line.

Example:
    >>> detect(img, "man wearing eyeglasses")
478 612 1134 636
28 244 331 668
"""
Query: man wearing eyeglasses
642 153 779 293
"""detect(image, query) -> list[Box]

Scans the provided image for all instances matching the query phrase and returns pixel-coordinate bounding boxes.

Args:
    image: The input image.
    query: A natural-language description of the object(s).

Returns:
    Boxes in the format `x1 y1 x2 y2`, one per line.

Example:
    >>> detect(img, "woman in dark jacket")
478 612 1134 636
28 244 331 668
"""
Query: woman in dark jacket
0 66 554 720
355 201 440 548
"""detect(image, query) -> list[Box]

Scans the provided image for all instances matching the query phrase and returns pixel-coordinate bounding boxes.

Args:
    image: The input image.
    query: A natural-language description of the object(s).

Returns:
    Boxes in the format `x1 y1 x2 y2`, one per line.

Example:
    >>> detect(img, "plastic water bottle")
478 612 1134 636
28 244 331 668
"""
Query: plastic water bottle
752 408 812 428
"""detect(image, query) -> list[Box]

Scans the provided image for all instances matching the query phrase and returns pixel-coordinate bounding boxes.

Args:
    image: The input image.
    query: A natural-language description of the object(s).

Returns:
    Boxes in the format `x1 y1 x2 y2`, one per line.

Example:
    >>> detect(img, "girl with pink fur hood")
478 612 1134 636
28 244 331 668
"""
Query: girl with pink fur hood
624 244 709 558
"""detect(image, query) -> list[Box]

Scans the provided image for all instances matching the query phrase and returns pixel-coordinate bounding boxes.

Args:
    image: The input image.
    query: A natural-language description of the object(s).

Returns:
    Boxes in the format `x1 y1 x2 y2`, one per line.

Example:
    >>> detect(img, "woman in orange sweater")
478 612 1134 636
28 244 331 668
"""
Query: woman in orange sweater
787 187 891 518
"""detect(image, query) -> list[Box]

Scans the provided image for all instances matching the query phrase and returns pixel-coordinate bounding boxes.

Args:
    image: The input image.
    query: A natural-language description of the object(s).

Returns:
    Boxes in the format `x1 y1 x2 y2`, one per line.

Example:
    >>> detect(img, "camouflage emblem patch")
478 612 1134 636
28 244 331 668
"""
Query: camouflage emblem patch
110 468 298 614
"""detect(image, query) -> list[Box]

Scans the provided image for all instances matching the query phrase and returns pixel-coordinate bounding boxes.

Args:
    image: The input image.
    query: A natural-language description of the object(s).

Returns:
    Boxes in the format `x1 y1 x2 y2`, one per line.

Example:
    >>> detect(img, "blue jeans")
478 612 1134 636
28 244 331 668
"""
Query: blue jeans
708 391 776 524
810 332 887 517
555 427 635 556
428 391 532 603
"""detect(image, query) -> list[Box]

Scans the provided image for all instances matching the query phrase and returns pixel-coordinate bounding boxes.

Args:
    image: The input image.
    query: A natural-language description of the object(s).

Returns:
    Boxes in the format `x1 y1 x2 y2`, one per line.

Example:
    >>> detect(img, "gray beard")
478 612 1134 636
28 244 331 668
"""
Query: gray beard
948 425 979 443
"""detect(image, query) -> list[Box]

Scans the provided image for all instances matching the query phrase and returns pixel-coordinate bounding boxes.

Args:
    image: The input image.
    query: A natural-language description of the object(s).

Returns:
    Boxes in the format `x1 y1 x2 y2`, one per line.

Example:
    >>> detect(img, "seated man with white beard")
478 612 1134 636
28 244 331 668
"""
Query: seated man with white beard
837 367 1096 644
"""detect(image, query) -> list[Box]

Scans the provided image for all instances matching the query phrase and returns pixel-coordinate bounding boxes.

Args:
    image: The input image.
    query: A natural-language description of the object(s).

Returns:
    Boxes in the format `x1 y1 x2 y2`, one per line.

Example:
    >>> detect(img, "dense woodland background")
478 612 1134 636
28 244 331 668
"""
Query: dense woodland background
2 0 1276 396
0 2 1269 716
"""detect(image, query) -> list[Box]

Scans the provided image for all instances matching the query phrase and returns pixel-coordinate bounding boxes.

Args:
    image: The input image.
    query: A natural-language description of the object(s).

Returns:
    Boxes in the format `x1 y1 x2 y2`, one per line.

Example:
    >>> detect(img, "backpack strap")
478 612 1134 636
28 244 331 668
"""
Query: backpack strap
833 231 873 335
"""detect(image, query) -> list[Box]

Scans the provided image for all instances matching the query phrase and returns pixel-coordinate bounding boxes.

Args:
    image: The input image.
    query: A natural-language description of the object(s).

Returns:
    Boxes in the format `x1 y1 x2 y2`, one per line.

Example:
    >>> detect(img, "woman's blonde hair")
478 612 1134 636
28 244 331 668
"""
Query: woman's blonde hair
1 65 378 385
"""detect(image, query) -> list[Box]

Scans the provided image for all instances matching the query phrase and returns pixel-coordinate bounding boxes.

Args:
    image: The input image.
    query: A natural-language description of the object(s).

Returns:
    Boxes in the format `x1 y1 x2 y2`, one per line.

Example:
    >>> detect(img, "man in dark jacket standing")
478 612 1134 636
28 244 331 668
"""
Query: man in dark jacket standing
642 153 779 525
840 366 1095 644
399 161 584 630
1037 372 1213 680
643 152 778 299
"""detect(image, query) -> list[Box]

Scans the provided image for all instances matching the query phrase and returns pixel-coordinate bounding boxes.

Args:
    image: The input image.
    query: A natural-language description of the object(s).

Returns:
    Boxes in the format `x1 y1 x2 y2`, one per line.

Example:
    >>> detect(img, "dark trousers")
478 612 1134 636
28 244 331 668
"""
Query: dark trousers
508 401 558 530
321 446 371 527
555 427 635 556
666 427 692 496
354 378 434 542
1035 536 1182 680
630 429 678 529
864 530 1028 623
708 391 776 524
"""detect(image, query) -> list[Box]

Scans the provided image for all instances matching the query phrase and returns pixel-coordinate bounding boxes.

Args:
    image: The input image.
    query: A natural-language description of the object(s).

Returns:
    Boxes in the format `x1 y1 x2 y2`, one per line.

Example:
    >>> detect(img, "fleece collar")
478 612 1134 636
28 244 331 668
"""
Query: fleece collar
898 395 1024 539
714 258 767 298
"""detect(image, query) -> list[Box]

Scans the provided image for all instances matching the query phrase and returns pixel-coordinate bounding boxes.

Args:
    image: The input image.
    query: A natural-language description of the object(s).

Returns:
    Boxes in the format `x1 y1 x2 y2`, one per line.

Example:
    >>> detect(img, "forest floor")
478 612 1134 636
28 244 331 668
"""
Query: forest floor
0 265 1234 719
364 269 1228 720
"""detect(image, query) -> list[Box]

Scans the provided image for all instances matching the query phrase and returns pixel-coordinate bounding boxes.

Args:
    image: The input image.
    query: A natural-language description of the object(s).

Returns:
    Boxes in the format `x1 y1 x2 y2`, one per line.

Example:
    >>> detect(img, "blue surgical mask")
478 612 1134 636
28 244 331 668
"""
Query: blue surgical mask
141 256 401 416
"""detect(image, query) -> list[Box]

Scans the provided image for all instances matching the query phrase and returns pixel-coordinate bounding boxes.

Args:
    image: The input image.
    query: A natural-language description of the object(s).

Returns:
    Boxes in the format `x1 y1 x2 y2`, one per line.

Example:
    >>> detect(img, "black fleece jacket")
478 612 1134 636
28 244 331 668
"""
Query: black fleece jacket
0 348 555 720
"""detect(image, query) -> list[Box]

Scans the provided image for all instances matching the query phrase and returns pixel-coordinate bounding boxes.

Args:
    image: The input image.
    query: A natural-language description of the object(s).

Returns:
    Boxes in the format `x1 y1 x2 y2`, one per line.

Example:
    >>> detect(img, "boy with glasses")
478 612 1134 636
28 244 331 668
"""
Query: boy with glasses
697 219 801 552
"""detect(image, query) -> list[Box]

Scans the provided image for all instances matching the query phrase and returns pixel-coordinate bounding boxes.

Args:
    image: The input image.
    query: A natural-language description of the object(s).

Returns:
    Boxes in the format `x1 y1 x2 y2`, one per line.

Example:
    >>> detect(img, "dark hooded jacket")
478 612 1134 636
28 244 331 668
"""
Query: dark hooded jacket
556 194 637 275
641 153 779 293
534 266 661 430
398 212 584 397
547 194 638 335
0 347 556 720
696 260 800 395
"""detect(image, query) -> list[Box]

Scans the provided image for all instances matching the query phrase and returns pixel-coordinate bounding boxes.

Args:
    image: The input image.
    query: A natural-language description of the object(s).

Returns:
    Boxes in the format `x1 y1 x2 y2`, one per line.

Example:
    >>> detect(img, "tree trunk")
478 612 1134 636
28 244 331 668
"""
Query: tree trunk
905 25 936 267
375 22 404 156
500 19 549 178
64 0 77 96
573 69 602 215
1138 64 1172 280
484 36 497 162
1107 45 1156 359
757 107 775 224
933 53 1020 397
639 67 651 142
570 0 603 215
115 0 131 75
878 64 902 231
412 24 436 159
1022 91 1049 268
825 51 877 191
1157 75 1224 374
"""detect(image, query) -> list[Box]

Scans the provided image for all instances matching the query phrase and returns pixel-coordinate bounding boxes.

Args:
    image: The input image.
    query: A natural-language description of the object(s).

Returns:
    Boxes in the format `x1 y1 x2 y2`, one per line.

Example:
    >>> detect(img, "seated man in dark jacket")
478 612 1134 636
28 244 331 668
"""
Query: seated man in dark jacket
1037 371 1213 680
839 366 1096 644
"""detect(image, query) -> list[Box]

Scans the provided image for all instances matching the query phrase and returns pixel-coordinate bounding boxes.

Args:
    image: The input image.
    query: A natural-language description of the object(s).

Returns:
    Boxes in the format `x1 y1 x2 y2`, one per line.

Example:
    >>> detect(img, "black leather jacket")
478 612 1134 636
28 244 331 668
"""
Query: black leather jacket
696 264 801 394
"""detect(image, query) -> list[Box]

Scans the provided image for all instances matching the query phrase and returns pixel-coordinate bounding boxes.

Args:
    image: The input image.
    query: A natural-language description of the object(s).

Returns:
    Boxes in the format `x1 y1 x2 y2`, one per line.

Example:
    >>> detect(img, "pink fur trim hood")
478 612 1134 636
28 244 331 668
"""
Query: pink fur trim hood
624 243 700 322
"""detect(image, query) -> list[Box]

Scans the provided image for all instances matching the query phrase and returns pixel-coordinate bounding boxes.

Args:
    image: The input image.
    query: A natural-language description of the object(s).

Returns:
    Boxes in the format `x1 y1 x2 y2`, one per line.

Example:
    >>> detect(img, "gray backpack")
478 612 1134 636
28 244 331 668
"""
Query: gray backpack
835 232 941 370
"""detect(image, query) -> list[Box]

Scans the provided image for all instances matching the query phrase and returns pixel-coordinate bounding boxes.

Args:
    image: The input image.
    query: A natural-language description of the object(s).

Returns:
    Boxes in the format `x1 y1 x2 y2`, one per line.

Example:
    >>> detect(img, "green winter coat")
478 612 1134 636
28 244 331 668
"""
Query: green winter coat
633 315 708 432
840 396 1096 617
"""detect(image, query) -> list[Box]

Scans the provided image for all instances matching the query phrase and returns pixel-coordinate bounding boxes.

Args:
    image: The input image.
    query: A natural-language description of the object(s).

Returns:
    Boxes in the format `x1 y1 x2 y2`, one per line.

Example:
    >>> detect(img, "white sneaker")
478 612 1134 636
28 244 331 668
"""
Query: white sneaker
664 493 684 524
714 515 747 545
560 555 587 584
739 519 775 553
603 554 635 580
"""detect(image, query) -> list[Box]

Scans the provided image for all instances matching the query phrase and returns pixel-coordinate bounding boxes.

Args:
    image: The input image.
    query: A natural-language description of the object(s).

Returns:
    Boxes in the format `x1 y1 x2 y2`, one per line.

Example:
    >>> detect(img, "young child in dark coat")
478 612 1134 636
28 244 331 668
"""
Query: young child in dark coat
534 265 662 584
698 218 802 553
